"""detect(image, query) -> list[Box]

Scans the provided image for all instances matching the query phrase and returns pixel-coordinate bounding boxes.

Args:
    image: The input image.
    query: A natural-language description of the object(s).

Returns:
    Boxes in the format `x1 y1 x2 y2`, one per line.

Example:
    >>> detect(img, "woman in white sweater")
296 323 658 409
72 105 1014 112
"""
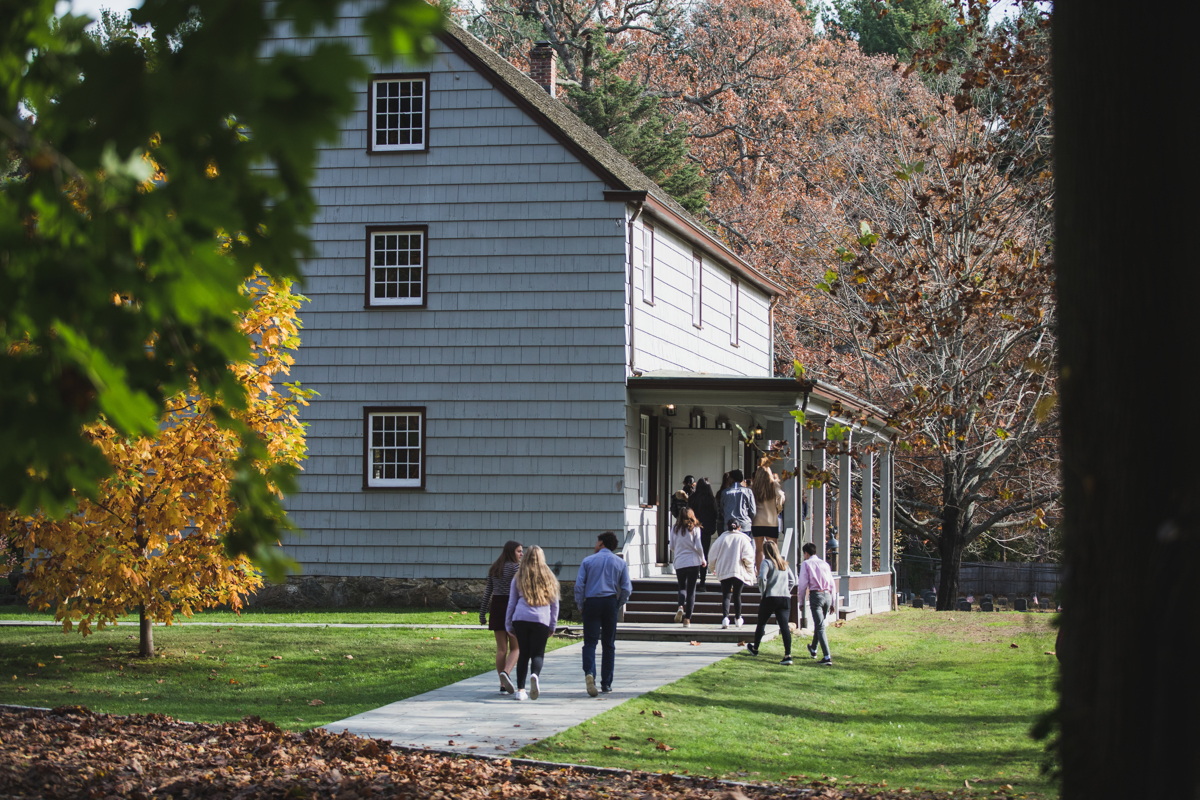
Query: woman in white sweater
670 509 707 626
707 520 756 628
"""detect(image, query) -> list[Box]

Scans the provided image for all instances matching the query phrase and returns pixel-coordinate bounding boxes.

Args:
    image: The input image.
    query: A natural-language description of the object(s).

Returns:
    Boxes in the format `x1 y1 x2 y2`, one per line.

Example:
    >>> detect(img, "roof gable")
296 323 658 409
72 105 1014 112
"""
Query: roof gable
436 23 785 297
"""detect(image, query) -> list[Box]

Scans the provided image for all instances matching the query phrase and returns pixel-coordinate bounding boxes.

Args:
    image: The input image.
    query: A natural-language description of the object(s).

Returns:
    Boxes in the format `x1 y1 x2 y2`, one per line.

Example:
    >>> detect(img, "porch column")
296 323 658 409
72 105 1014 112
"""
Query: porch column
790 410 801 627
788 412 801 569
838 434 853 577
812 419 827 560
880 443 894 574
838 432 853 612
862 448 875 574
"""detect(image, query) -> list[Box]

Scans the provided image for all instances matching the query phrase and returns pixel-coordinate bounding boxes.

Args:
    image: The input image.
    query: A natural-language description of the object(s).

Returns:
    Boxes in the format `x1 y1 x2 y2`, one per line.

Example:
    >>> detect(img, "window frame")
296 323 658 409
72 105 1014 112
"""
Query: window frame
642 222 655 306
363 406 427 490
691 252 703 329
638 414 650 506
367 73 431 154
730 276 740 347
364 225 429 309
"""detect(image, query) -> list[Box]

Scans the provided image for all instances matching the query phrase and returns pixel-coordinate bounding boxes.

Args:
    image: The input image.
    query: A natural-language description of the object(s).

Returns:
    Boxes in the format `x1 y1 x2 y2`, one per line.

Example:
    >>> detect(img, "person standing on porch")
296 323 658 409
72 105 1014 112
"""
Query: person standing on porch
481 540 522 694
688 478 719 590
719 469 756 534
670 475 695 521
504 545 560 701
750 466 786 570
575 531 632 697
670 509 706 626
798 541 836 665
708 519 755 628
746 539 798 664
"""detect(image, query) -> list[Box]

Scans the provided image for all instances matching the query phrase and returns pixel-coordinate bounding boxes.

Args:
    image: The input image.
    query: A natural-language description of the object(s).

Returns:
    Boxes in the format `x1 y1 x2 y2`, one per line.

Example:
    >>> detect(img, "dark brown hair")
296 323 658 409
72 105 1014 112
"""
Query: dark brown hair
488 540 522 578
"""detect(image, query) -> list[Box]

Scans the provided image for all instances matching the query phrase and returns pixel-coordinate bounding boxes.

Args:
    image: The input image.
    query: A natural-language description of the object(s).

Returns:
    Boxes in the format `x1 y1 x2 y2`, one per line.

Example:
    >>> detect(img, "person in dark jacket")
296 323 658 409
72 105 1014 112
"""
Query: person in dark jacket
670 475 695 521
688 478 719 590
718 469 756 533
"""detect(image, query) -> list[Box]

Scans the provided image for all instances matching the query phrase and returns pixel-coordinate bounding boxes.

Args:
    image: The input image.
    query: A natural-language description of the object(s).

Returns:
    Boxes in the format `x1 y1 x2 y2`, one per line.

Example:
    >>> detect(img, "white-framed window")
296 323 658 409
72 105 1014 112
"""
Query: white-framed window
369 75 428 152
364 407 425 489
638 414 650 505
730 277 740 346
691 253 703 328
642 223 655 305
366 226 426 307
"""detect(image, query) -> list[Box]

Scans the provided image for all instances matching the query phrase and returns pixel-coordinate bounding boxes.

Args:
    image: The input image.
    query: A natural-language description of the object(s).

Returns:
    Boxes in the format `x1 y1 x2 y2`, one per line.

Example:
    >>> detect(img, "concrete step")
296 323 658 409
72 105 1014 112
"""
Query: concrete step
622 611 761 626
625 600 762 613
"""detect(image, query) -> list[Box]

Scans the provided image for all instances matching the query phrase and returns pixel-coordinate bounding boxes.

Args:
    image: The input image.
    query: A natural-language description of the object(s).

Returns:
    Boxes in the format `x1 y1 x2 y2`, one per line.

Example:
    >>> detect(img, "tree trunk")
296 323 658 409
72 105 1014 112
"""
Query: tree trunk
935 525 963 611
1055 3 1199 798
139 603 154 658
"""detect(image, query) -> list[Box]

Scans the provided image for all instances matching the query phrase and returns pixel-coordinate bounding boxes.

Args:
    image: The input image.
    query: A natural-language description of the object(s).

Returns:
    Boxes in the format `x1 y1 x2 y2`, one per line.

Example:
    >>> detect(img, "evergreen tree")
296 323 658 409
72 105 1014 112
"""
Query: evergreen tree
567 40 708 215
823 0 954 62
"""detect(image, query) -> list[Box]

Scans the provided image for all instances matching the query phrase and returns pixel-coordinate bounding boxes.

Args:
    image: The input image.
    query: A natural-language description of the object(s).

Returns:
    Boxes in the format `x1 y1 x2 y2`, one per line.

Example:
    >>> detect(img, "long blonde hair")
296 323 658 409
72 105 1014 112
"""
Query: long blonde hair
763 539 788 571
751 466 777 506
515 545 560 607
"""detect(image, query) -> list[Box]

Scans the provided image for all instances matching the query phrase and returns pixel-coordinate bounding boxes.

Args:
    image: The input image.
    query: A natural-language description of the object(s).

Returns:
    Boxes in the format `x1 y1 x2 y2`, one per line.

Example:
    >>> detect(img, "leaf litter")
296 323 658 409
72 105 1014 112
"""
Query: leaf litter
2 706 1021 800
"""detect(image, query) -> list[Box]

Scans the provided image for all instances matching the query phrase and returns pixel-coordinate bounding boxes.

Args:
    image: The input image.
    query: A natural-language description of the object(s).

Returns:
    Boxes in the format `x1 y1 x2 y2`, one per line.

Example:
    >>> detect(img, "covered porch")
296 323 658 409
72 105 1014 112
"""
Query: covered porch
623 370 900 620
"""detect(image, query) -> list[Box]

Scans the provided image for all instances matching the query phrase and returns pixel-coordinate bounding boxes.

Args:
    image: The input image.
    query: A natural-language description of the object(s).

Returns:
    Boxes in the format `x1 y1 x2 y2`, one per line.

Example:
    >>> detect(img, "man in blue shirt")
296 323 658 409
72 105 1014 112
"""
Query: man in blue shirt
574 531 632 696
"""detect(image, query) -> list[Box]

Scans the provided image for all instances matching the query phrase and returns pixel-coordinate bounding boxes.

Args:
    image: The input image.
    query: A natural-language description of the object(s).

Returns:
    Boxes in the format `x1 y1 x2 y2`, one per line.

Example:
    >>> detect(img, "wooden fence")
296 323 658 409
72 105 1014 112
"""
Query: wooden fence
898 557 1062 599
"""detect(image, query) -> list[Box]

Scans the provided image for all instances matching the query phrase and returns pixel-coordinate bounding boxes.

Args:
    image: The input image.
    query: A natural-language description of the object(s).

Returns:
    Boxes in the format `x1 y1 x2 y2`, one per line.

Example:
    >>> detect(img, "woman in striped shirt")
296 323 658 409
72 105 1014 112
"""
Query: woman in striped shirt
481 540 523 694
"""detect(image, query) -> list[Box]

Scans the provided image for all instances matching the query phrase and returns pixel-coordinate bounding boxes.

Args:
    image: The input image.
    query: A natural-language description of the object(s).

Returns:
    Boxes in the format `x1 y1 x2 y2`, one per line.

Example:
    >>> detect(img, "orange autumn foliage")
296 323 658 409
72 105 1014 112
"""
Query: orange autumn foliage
8 274 313 637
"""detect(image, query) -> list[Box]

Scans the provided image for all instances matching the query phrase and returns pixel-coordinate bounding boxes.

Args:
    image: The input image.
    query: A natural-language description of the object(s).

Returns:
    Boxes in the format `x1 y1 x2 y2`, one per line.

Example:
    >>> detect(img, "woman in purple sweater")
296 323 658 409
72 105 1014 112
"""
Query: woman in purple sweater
504 546 560 701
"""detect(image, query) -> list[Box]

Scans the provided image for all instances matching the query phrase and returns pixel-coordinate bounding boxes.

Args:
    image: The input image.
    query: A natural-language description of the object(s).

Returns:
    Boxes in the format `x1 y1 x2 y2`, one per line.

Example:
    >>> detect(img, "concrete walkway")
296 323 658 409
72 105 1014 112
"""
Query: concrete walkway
324 639 754 754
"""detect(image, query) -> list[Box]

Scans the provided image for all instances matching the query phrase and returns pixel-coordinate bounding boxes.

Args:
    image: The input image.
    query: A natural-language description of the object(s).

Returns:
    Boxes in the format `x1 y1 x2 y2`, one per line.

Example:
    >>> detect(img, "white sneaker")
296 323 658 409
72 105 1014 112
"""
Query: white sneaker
736 617 745 628
673 607 684 623
585 674 598 697
529 674 540 701
515 689 529 701
721 616 730 629
682 619 691 627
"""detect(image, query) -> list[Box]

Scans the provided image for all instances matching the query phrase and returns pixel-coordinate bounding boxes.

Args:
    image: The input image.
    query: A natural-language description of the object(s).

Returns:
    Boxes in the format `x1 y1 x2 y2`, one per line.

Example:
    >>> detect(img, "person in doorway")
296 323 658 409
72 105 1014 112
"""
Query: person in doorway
719 469 756 534
715 472 734 523
798 541 836 665
825 528 839 572
575 531 632 696
708 519 755 628
670 475 695 521
688 478 719 590
504 545 560 701
750 466 786 570
746 539 797 664
480 540 522 694
670 509 706 626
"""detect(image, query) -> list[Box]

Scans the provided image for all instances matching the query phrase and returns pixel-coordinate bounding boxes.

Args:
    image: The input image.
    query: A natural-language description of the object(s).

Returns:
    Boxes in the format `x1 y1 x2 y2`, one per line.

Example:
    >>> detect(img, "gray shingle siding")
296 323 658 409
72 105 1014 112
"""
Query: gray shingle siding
278 31 628 579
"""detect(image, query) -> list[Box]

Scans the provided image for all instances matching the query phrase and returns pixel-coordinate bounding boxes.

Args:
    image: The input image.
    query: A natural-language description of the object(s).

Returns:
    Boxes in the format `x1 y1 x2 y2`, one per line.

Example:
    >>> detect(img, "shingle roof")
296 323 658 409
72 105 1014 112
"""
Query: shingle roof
438 22 786 297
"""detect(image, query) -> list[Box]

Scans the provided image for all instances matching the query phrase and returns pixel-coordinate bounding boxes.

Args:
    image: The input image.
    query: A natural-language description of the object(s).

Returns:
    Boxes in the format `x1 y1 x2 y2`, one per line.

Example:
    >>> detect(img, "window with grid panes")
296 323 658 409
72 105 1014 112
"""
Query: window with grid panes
730 277 740 346
368 228 425 306
639 414 650 504
365 409 424 488
642 223 655 305
370 76 427 152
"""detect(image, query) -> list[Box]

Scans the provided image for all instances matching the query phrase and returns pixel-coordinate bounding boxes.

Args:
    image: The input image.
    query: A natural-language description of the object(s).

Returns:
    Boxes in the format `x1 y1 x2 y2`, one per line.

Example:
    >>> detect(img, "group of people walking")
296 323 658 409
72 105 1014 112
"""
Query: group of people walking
476 467 832 703
671 468 834 665
479 532 632 701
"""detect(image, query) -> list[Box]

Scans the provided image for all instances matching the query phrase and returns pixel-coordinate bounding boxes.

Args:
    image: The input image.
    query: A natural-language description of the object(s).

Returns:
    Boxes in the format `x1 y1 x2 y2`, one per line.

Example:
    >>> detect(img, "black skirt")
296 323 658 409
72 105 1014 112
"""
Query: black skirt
488 593 509 632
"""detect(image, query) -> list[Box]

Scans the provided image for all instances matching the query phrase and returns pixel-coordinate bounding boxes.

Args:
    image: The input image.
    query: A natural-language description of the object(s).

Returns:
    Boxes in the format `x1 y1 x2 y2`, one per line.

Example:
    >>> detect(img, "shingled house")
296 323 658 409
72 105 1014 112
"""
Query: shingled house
262 11 899 618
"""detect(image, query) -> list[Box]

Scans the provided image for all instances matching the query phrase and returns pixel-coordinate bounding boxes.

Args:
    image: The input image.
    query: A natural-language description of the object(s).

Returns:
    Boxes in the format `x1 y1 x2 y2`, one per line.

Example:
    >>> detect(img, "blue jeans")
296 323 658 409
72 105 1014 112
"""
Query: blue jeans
582 594 618 688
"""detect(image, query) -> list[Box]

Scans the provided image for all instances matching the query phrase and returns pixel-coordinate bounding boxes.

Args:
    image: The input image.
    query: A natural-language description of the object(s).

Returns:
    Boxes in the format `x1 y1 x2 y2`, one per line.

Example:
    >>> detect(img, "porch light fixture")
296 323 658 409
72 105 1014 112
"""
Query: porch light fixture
753 425 764 440
664 404 677 416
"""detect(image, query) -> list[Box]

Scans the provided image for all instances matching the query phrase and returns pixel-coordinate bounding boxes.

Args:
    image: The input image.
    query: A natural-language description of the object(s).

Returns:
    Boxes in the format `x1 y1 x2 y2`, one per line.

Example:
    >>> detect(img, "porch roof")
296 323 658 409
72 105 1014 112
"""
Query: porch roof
627 370 900 439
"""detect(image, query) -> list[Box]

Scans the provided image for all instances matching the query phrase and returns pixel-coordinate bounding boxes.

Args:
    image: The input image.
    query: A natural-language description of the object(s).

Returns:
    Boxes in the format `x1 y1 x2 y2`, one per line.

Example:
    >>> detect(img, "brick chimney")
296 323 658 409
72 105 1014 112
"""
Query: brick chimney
528 41 557 99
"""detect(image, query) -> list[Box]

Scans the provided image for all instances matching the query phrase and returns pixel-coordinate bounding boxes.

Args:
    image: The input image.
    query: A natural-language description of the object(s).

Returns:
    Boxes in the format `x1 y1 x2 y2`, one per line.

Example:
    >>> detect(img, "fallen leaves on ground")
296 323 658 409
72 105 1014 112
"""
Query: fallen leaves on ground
1 707 1020 800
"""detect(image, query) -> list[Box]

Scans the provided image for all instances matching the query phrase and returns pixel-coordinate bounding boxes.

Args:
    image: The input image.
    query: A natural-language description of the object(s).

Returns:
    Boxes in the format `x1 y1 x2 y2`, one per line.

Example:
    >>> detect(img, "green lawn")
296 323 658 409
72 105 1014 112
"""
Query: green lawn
0 605 503 626
0 622 568 731
522 608 1060 797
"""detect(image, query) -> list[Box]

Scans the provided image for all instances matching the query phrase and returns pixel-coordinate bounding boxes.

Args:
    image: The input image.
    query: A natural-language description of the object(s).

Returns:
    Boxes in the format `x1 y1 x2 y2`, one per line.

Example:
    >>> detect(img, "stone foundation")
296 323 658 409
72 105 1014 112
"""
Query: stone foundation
248 576 580 620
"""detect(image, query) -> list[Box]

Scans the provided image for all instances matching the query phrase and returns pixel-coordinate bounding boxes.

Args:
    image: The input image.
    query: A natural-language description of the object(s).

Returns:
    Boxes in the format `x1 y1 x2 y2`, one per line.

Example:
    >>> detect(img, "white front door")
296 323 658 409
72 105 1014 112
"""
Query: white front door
671 429 741 500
